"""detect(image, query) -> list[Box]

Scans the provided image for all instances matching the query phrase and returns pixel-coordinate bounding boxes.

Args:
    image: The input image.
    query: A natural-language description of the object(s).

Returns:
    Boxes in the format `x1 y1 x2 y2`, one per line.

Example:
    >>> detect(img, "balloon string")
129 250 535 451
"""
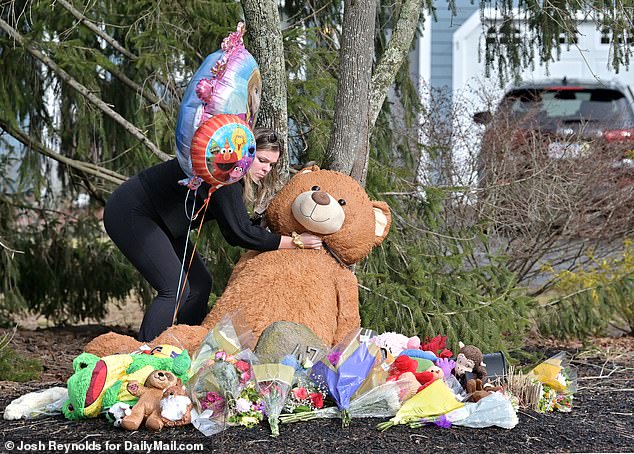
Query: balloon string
173 190 199 324
172 194 211 326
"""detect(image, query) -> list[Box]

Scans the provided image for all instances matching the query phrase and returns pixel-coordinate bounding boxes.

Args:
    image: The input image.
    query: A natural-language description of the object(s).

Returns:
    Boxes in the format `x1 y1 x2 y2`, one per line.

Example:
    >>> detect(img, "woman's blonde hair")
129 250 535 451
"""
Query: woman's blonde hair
243 128 284 214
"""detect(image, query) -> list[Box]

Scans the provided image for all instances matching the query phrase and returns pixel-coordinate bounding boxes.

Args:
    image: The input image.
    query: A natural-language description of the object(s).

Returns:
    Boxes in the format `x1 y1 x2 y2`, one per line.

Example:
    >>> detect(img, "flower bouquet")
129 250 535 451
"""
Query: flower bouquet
226 382 265 428
417 392 518 429
187 349 257 435
280 355 329 415
529 352 577 413
305 329 382 427
280 373 419 425
377 379 464 431
251 362 295 436
189 313 256 376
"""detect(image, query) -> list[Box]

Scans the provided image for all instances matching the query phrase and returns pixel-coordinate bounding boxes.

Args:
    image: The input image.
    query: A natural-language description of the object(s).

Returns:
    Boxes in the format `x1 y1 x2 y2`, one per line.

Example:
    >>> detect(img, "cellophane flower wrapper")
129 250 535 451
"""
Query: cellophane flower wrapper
529 351 577 413
189 313 256 376
308 329 382 427
281 374 419 424
279 356 330 415
252 362 295 436
440 393 518 429
377 379 465 431
187 349 256 436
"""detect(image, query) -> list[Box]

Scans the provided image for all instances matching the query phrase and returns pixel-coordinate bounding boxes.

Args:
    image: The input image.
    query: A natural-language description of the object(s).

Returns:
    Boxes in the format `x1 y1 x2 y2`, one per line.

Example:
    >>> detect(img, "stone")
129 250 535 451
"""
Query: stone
254 321 328 364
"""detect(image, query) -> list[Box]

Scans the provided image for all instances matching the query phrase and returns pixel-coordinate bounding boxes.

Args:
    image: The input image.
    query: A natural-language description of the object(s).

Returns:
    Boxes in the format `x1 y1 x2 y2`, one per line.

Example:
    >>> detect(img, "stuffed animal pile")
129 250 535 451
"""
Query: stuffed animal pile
62 349 190 420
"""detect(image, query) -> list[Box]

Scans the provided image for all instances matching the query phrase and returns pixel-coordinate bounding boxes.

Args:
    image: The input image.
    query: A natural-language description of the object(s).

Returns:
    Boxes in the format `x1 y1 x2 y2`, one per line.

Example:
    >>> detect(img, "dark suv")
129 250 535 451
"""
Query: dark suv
473 78 634 189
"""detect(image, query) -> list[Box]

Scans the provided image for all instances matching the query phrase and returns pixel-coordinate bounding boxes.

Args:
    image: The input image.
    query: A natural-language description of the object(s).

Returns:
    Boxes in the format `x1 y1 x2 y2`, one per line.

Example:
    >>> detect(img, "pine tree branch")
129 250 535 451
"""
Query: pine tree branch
0 118 127 186
369 0 423 130
0 17 171 162
94 53 172 112
55 0 177 109
55 0 137 60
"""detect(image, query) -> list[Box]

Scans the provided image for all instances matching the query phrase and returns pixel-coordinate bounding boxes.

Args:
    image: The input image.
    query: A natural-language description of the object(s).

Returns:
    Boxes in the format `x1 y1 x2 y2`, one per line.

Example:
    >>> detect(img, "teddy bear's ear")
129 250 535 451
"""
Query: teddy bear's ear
298 164 320 174
372 201 391 246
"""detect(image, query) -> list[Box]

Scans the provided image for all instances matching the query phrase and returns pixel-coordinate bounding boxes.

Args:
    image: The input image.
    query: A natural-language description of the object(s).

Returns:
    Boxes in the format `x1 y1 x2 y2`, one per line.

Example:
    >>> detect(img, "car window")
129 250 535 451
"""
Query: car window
499 88 632 123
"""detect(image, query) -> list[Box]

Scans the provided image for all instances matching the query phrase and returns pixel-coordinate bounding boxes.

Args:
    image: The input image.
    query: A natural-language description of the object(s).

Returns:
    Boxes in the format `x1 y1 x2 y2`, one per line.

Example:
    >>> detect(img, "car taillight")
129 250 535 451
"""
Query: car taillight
603 129 634 142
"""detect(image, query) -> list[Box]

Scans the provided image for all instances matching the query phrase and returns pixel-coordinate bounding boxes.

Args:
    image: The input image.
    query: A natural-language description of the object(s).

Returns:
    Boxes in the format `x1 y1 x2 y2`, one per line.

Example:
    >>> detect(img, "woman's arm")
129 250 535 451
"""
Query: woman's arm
209 184 321 251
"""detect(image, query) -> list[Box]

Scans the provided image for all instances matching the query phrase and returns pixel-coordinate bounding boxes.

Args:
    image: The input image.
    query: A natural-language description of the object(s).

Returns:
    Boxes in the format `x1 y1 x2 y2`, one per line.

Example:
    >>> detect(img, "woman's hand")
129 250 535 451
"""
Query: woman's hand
299 233 322 249
278 232 322 250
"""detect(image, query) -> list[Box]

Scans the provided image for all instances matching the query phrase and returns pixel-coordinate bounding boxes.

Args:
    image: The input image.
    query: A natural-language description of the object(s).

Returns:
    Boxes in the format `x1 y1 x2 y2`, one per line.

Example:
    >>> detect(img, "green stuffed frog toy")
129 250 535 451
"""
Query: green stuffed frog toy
62 348 190 420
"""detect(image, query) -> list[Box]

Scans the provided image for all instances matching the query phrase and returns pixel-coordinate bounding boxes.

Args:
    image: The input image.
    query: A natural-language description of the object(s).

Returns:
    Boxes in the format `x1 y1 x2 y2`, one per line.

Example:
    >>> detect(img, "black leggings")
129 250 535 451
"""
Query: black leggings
103 176 212 342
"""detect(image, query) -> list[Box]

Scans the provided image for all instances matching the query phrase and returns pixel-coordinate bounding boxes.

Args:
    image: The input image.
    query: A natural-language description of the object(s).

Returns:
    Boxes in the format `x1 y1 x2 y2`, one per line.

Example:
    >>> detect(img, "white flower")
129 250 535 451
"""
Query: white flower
235 398 251 413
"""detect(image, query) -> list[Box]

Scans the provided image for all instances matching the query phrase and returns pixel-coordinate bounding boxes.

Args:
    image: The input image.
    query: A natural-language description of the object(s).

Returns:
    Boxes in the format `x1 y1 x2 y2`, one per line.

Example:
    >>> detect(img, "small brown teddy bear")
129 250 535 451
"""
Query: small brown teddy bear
85 166 391 355
120 370 181 432
465 378 504 402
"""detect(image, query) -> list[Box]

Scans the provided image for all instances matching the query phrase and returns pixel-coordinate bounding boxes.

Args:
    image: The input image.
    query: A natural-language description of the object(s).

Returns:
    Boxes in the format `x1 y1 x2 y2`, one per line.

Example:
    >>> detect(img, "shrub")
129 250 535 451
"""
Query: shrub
538 239 634 338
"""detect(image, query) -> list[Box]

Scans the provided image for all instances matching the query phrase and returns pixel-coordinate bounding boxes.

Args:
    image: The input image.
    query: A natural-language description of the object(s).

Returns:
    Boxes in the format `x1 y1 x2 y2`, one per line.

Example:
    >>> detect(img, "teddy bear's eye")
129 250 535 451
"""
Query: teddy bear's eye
338 199 346 206
79 362 88 369
67 404 74 412
311 185 320 191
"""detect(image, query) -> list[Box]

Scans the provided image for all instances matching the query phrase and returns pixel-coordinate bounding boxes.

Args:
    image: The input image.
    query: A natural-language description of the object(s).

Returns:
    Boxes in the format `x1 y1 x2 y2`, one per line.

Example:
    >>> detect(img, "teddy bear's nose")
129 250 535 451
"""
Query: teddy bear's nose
311 191 330 206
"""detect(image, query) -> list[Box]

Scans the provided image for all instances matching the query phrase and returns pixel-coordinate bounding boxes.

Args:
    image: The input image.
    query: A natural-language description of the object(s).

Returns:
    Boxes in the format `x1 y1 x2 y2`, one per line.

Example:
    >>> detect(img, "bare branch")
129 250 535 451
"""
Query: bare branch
0 237 24 256
0 118 127 186
55 0 137 61
95 53 171 112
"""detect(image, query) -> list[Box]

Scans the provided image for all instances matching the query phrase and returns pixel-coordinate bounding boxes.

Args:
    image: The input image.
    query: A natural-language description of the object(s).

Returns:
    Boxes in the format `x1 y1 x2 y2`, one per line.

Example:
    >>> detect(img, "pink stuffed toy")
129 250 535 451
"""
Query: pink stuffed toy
371 332 421 357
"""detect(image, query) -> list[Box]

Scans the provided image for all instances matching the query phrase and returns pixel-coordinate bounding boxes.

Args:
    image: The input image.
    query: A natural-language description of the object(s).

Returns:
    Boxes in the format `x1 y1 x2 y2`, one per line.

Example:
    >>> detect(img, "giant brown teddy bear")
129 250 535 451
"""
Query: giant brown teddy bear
85 167 391 357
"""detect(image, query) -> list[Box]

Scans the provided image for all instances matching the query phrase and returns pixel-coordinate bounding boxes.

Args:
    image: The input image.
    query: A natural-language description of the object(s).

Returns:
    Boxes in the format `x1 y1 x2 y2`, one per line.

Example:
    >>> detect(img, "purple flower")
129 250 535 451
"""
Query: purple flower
422 414 452 429
253 400 266 415
328 351 342 366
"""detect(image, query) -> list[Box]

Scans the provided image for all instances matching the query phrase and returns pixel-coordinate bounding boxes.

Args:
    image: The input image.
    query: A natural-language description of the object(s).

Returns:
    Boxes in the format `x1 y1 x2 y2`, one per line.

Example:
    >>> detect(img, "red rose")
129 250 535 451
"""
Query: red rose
292 387 308 400
309 392 324 409
235 360 250 372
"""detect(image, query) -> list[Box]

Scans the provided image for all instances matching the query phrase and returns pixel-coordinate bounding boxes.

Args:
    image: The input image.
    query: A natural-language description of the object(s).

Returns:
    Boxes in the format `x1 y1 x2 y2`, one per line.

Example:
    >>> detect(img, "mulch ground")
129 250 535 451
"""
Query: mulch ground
1 326 633 454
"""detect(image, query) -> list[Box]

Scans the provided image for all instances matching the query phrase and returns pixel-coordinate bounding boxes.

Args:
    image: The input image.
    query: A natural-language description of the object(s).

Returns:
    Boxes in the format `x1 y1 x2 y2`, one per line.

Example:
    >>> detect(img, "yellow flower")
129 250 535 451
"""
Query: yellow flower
240 415 260 427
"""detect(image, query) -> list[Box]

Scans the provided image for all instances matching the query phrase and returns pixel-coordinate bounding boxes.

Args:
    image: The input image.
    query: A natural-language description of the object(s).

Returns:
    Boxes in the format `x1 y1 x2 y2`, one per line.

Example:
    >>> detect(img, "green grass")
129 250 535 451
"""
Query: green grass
0 330 42 382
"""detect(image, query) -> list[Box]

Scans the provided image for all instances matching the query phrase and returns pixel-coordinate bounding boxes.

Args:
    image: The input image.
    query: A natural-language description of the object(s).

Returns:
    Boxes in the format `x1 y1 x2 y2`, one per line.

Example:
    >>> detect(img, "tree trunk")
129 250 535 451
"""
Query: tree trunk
369 0 424 129
325 0 376 186
241 0 290 177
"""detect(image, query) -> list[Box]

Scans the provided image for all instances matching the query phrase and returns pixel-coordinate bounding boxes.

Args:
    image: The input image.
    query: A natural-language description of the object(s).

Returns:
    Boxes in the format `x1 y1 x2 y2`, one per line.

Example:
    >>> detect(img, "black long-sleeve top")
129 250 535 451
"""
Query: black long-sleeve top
138 158 281 250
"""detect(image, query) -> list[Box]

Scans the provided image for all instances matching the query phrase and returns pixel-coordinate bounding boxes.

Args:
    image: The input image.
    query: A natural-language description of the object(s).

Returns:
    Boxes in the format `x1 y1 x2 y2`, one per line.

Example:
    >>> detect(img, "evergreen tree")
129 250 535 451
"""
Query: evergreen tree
1 0 629 346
